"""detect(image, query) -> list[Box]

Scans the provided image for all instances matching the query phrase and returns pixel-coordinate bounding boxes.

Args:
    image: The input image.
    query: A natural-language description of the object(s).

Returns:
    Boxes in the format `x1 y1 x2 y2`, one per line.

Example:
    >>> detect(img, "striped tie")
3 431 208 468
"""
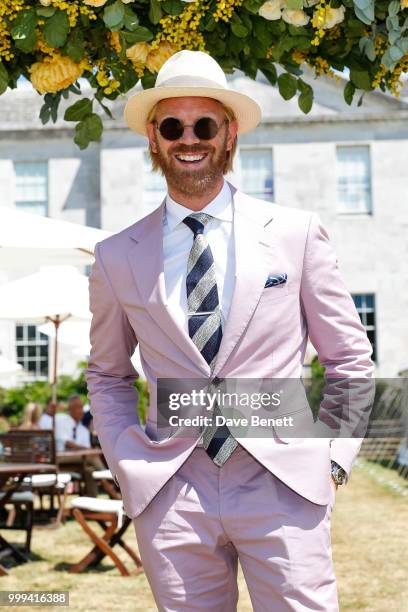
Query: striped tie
183 213 238 466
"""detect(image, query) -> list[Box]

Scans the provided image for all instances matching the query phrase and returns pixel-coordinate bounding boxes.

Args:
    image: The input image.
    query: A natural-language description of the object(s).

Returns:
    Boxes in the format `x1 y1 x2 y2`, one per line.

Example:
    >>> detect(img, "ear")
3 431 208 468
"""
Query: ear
226 118 238 151
146 122 158 153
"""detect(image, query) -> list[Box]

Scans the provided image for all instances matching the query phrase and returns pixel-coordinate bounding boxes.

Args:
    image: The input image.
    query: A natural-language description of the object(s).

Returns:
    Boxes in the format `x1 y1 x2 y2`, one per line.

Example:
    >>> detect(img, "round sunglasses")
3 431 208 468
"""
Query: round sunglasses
153 116 228 141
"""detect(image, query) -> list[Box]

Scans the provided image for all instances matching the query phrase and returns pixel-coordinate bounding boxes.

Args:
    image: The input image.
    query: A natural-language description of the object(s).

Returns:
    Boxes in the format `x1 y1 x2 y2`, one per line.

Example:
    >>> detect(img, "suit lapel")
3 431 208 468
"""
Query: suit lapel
212 186 275 377
126 202 211 376
126 186 274 379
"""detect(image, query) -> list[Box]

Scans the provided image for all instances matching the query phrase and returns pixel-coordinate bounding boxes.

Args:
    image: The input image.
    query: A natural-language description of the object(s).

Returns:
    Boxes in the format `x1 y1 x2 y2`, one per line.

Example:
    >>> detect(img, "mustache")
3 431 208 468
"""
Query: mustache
170 145 212 155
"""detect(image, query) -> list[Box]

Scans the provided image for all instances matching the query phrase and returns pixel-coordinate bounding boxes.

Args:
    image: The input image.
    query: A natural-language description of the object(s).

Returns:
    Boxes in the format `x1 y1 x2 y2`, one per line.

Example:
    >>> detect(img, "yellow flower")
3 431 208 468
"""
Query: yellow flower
146 41 177 73
39 0 52 5
29 55 83 94
401 0 408 8
108 31 122 54
126 41 150 64
292 49 306 64
83 0 108 7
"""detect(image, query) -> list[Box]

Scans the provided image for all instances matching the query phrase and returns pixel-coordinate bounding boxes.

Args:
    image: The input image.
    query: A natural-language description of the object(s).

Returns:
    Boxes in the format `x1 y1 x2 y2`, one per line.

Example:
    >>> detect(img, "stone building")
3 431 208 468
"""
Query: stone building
0 69 407 384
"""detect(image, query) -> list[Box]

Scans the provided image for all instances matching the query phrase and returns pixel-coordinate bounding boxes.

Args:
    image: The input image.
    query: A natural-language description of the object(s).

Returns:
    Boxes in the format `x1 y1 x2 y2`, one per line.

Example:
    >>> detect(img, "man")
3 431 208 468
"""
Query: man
38 399 57 430
56 394 105 497
86 51 374 610
54 395 91 450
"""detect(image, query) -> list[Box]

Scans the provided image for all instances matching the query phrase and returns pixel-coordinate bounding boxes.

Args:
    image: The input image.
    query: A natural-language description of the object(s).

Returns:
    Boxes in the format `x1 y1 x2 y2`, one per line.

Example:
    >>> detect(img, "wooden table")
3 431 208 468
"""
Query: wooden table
0 462 57 575
56 448 104 497
56 448 103 462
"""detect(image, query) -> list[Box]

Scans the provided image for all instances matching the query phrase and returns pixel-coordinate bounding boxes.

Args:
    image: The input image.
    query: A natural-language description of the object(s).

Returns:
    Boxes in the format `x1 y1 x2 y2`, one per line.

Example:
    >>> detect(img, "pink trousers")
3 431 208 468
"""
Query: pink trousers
132 444 338 611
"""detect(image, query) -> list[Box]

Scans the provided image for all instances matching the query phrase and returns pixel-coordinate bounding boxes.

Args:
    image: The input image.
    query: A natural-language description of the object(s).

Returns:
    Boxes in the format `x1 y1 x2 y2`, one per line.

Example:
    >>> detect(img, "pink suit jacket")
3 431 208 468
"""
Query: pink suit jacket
85 182 374 518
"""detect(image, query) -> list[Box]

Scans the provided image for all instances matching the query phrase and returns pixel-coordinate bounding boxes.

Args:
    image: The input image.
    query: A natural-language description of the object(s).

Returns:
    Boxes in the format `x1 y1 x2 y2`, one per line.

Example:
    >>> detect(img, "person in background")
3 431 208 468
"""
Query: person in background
82 410 100 448
56 395 91 450
18 402 42 430
56 401 66 414
56 394 105 497
38 399 57 430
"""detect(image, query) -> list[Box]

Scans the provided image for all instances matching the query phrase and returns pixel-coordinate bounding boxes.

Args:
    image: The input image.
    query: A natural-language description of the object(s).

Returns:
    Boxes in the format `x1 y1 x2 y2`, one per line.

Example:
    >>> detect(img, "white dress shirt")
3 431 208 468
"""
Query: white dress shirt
54 413 91 451
163 179 235 333
38 412 53 430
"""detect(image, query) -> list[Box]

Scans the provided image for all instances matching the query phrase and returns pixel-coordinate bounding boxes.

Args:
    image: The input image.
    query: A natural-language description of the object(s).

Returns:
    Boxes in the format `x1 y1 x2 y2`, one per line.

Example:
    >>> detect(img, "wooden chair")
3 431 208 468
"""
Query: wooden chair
92 469 121 500
359 419 405 468
0 429 56 554
0 490 34 557
67 497 143 576
0 430 69 542
23 472 72 526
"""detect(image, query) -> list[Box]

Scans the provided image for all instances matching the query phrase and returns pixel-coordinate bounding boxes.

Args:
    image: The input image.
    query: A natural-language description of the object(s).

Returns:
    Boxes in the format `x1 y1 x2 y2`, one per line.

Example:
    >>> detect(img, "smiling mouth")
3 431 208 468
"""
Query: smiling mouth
174 153 208 164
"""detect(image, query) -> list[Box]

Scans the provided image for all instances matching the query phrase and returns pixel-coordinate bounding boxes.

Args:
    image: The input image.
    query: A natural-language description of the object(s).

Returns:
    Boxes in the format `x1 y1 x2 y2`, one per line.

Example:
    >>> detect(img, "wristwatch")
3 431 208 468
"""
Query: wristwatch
331 460 348 485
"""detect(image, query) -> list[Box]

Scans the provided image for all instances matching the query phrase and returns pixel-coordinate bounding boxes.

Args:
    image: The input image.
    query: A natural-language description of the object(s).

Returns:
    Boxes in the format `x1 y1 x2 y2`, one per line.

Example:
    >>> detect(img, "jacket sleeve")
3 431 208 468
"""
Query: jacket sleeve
300 213 375 475
85 241 141 477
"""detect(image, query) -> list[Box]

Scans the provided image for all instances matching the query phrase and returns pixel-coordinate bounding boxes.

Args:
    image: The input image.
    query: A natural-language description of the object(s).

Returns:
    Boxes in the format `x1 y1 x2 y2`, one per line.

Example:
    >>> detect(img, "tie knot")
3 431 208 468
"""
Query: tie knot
183 213 213 237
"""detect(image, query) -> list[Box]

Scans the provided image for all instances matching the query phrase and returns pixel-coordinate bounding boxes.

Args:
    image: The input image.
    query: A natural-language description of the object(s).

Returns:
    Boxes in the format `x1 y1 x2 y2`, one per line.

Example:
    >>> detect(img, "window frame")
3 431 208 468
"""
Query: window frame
335 144 373 216
237 145 274 202
15 323 49 381
352 293 377 363
13 160 49 217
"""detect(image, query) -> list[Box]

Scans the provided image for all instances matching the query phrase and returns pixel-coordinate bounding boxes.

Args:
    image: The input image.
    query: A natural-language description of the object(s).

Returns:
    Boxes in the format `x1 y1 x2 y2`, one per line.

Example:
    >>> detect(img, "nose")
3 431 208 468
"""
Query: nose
177 125 201 145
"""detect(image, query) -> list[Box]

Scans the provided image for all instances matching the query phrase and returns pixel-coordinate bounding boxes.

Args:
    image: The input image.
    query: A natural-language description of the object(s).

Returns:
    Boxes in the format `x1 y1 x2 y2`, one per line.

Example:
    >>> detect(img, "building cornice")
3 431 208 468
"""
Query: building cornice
2 110 408 137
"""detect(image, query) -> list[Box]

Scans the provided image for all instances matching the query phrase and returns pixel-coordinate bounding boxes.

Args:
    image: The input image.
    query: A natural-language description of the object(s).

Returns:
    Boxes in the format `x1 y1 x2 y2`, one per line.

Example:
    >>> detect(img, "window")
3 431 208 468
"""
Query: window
14 161 48 216
239 148 274 201
143 151 167 210
352 294 376 362
15 324 49 379
336 146 372 214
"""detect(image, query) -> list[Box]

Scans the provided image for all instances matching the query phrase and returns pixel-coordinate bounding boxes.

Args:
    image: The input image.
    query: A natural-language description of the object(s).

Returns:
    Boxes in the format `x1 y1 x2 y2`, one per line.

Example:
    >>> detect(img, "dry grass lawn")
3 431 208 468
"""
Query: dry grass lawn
1 461 407 611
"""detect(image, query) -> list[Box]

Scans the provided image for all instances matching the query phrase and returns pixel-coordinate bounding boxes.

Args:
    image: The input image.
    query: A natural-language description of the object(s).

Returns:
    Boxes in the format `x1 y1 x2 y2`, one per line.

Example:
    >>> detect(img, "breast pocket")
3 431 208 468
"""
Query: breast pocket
259 283 290 302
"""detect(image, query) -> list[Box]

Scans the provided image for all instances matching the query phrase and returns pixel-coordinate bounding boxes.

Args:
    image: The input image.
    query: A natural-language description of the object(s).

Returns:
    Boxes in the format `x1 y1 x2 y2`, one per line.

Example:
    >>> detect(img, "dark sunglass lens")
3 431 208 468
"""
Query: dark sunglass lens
194 117 219 140
159 117 183 140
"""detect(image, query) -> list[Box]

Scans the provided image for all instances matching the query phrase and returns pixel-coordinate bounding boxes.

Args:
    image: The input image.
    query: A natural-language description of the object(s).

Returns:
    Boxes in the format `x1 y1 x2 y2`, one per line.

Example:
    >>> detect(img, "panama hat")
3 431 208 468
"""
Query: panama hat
124 50 262 137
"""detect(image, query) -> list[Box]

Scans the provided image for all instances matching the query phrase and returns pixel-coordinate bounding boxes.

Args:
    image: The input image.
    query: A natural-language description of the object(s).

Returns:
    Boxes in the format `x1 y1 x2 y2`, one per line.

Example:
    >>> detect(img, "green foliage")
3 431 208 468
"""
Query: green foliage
136 379 149 425
149 0 163 25
103 0 126 29
64 97 93 121
344 79 356 104
0 359 149 426
44 10 70 48
10 8 37 53
64 29 86 63
162 0 185 16
306 356 325 417
2 0 408 149
0 62 8 96
353 0 375 25
74 113 103 149
297 77 314 112
277 71 298 99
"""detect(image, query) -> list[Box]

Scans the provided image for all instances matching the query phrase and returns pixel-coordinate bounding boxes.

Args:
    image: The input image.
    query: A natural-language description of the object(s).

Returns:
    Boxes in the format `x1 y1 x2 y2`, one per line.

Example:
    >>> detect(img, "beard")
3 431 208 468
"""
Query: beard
151 130 229 196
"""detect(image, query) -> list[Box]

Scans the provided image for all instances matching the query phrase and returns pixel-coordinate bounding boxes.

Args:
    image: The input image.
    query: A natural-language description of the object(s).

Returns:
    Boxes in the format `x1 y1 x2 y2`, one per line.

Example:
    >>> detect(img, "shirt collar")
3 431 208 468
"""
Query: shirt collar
164 179 232 232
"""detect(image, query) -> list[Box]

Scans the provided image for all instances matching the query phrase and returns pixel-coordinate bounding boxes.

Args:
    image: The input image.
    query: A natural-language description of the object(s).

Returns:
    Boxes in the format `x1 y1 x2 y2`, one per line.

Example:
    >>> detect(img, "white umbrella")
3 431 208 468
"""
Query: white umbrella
0 206 111 267
0 355 23 374
38 320 146 379
0 355 23 389
0 265 91 402
38 320 91 351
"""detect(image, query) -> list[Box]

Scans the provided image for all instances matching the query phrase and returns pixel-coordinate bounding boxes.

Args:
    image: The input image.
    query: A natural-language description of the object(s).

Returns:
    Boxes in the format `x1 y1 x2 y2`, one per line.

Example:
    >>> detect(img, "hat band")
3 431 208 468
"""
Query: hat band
156 75 228 89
